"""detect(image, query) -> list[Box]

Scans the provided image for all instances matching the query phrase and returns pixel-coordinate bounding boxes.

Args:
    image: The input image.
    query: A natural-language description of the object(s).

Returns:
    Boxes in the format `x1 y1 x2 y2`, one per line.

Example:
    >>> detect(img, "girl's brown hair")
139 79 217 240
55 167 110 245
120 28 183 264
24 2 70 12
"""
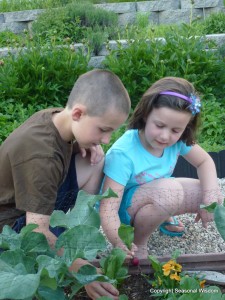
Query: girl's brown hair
128 77 201 145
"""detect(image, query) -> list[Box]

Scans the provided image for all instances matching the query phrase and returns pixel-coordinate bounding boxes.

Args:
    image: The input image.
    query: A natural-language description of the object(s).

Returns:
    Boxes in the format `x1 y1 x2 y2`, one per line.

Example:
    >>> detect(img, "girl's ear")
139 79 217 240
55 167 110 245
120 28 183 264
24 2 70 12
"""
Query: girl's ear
71 105 87 121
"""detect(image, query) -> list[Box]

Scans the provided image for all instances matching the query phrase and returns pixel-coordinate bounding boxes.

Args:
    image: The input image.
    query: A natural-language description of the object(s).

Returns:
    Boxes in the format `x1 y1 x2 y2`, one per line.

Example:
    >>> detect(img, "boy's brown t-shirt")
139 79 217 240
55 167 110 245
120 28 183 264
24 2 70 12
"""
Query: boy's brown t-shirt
0 108 73 217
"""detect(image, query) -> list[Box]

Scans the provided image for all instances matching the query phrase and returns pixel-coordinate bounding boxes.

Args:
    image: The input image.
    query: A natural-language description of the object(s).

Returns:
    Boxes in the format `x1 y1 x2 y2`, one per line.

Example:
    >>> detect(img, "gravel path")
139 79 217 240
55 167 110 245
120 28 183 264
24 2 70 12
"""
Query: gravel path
148 178 225 256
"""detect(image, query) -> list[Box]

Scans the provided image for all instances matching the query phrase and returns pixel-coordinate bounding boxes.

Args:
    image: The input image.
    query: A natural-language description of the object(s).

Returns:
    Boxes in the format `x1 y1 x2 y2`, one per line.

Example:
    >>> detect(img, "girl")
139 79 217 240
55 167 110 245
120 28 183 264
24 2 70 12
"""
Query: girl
100 77 223 259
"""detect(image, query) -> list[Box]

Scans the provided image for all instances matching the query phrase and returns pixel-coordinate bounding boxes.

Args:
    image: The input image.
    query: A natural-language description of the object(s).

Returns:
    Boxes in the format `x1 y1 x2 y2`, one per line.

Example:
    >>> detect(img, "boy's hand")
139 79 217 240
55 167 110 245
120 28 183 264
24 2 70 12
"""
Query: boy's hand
85 281 119 300
80 145 104 165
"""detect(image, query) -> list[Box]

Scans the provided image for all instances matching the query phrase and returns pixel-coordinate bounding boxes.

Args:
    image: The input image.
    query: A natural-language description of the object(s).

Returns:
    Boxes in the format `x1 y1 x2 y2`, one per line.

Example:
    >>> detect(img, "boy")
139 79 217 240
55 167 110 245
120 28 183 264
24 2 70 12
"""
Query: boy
0 69 131 300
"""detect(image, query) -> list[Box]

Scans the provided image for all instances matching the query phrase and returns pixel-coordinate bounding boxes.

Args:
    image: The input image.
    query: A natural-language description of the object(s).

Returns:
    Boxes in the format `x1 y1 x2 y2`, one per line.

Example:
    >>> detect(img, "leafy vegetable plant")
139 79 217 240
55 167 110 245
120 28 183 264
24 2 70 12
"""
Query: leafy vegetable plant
146 250 224 299
202 199 225 242
0 189 121 300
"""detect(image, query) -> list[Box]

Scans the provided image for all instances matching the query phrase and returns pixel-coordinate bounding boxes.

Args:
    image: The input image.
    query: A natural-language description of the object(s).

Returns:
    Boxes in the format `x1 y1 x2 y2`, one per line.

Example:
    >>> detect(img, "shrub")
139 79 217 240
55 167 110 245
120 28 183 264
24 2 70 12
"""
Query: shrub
202 12 225 34
198 93 225 151
0 45 91 107
32 1 118 51
104 24 225 109
0 100 47 143
0 0 75 12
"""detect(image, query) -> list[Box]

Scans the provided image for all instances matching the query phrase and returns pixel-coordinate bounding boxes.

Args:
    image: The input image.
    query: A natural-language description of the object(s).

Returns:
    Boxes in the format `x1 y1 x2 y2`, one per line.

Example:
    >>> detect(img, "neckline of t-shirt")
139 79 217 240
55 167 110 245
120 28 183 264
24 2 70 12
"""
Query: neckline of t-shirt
134 129 165 159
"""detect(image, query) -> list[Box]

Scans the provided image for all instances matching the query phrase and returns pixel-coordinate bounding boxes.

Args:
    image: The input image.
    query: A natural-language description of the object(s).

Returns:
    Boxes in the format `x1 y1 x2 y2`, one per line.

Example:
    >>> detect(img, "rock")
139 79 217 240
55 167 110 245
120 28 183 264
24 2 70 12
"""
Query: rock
186 271 225 286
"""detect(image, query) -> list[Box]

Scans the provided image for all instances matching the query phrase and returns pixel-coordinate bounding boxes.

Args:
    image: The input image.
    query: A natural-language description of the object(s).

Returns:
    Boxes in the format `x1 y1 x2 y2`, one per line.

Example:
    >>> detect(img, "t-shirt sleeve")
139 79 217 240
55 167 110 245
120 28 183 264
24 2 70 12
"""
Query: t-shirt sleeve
104 150 133 186
13 157 62 215
180 142 192 156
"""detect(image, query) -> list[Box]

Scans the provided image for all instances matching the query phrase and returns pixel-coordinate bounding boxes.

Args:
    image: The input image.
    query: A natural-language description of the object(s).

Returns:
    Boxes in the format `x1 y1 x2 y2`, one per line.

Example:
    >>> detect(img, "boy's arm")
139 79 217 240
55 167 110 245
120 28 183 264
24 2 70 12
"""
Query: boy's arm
26 212 119 300
26 212 57 248
100 176 135 258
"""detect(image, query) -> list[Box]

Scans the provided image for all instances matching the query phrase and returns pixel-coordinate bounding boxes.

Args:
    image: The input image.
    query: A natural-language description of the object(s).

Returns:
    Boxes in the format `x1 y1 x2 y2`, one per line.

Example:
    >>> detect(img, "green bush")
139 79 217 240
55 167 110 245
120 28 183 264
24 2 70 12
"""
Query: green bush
202 12 225 34
199 93 225 151
0 100 47 143
104 24 225 108
31 1 118 53
0 45 91 106
0 0 73 12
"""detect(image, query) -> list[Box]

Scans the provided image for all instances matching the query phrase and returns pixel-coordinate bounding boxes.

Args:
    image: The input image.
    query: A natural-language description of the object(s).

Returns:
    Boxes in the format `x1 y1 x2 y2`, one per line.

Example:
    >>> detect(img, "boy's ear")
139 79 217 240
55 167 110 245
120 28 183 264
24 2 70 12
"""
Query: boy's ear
71 105 87 120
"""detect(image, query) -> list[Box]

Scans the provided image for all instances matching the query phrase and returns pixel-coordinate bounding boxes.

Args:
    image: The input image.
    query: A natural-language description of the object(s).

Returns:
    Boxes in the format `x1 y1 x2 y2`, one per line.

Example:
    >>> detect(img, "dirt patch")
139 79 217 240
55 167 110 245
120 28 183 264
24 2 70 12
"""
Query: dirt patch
74 273 225 299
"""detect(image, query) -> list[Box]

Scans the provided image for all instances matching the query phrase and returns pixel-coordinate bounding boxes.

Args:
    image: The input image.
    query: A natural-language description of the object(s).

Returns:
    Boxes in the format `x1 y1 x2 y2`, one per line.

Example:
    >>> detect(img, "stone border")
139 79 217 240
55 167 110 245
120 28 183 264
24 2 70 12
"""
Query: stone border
0 1 224 33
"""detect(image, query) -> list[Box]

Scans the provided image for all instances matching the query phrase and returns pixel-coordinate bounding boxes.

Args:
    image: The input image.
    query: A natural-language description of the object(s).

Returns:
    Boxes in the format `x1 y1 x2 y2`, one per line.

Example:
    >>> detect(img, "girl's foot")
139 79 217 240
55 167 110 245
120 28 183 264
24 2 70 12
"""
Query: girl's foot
159 216 185 237
135 244 148 259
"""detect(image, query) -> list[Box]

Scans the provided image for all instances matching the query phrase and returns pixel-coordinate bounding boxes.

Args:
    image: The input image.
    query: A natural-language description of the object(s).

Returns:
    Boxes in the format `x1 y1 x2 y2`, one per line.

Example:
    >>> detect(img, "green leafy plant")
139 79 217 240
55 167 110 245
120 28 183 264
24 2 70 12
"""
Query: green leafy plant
0 44 90 106
146 251 224 299
0 189 121 299
104 24 225 109
32 1 118 48
202 12 225 34
202 200 225 242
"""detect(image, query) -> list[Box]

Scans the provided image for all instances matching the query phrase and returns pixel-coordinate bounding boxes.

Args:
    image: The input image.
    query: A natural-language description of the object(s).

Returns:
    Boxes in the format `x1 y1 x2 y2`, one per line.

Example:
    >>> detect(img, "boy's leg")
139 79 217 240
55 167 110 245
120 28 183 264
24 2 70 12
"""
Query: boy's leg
127 178 202 258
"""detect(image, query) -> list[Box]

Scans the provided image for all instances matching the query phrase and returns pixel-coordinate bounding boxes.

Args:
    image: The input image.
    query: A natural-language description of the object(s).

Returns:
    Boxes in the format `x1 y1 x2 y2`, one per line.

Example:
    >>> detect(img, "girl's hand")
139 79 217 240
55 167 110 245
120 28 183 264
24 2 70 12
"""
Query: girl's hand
195 188 223 228
85 281 119 300
194 210 213 229
114 241 138 260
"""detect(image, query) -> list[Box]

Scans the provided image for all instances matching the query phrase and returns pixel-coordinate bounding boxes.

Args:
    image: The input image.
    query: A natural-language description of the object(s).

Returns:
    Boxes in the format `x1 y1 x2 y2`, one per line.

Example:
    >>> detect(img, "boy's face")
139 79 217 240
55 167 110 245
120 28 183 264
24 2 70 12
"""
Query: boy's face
72 108 127 149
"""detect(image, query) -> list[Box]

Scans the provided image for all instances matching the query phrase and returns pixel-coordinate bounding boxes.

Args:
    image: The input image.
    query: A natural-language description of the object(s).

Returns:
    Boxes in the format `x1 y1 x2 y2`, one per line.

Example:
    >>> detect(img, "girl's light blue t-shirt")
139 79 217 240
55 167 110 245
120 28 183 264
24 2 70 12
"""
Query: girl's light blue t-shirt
104 129 192 192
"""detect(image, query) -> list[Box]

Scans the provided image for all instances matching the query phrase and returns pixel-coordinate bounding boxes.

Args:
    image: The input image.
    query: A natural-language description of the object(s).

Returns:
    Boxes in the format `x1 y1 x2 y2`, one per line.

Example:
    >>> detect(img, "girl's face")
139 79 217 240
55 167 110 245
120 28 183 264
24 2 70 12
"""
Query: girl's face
139 107 192 156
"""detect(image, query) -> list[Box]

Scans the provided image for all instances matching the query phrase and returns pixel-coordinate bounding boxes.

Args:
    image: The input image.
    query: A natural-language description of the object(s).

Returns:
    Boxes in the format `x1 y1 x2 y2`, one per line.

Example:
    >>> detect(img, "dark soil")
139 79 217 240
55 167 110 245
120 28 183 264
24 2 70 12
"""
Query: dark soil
75 274 154 299
74 273 225 300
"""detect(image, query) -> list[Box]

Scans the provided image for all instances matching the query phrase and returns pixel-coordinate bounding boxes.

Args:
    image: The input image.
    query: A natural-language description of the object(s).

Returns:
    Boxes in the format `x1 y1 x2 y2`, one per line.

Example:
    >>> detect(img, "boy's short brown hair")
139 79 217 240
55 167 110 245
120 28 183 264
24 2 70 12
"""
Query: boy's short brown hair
67 69 131 116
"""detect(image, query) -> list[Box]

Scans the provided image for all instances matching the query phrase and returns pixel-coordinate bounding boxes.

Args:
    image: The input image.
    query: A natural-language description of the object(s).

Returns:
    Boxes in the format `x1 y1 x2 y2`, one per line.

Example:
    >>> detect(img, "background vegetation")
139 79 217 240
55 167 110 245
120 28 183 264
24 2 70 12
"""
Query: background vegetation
0 0 147 12
0 0 225 151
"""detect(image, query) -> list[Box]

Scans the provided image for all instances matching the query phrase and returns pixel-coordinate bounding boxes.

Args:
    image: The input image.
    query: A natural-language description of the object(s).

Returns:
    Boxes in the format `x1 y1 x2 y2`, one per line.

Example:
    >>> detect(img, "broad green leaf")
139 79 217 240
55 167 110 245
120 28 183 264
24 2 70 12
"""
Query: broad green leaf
98 295 129 300
21 231 50 253
0 249 36 273
56 225 107 264
73 264 115 286
70 281 83 298
0 272 40 299
119 295 128 300
171 249 181 260
50 188 117 230
200 202 218 213
0 258 15 272
102 248 126 280
214 205 225 242
0 225 21 250
177 295 194 300
148 255 161 273
180 276 200 290
118 224 134 250
37 286 66 300
39 268 57 290
20 223 39 237
199 286 222 299
37 255 67 279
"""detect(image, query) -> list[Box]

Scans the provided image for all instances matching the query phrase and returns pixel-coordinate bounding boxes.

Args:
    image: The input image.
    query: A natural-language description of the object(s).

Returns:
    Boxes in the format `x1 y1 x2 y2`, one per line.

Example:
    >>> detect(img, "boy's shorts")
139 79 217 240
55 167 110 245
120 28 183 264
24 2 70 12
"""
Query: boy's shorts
12 153 79 237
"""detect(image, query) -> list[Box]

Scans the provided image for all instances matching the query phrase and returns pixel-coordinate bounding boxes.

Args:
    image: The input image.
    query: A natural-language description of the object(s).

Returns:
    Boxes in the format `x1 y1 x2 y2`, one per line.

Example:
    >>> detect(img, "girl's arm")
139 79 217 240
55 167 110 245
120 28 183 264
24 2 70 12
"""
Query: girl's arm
100 176 135 259
183 144 223 227
184 144 220 192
